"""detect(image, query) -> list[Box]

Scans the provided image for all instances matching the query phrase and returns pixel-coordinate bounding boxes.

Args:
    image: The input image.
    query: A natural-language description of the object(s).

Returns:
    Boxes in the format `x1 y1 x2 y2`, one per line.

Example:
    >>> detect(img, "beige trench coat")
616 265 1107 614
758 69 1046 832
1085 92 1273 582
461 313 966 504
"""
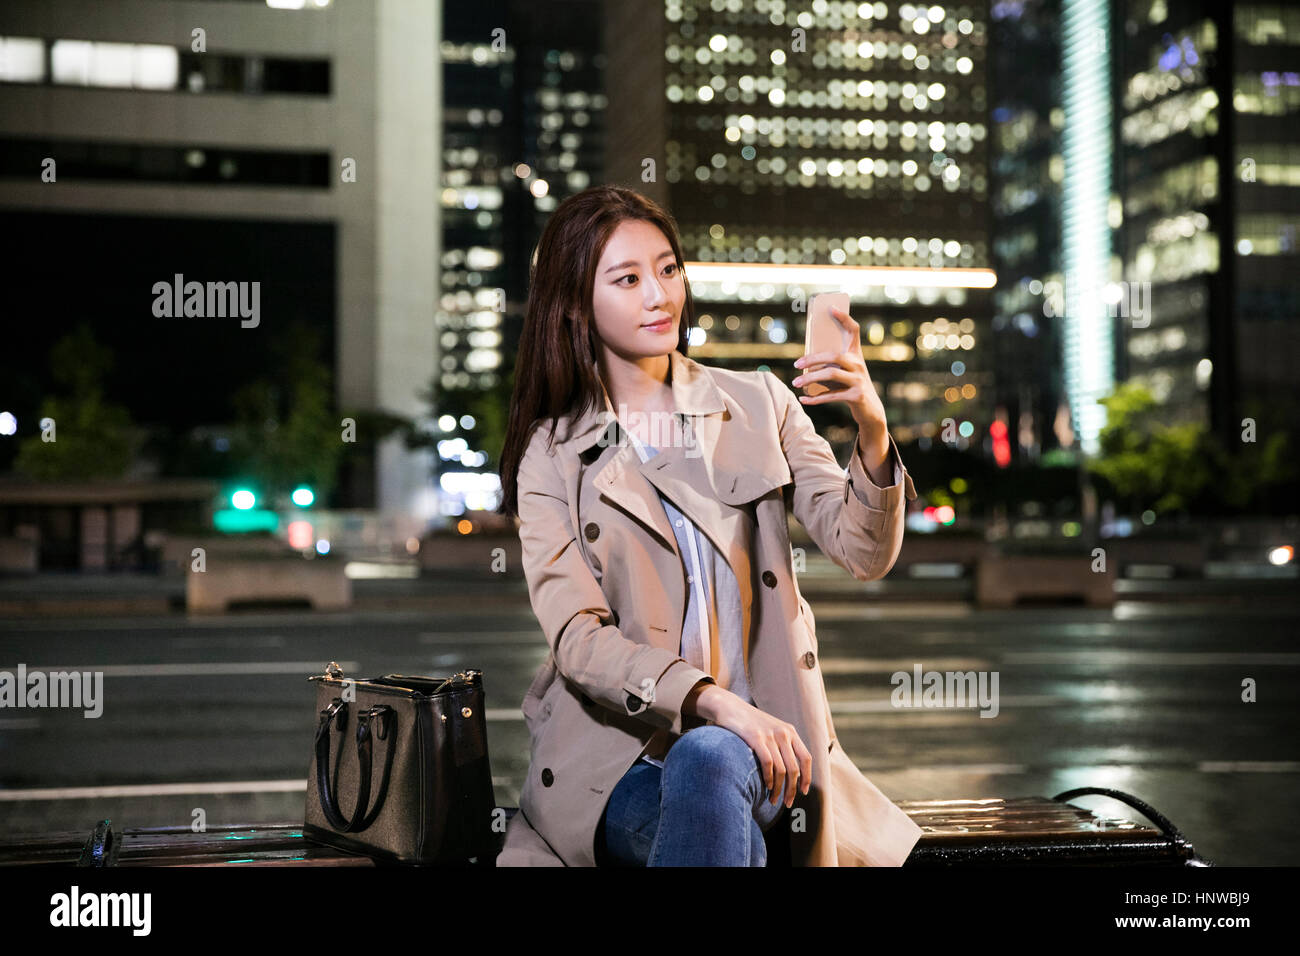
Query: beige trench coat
497 349 922 866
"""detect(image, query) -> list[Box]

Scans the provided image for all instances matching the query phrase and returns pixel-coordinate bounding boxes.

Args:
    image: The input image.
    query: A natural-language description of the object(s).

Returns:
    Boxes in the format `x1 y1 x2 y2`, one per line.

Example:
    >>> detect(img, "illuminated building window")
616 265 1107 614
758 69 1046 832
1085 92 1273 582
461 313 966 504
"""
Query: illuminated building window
1236 214 1300 256
1147 210 1210 245
51 39 178 89
1236 145 1300 187
439 41 514 66
1130 232 1220 282
1121 88 1218 147
1125 157 1218 216
0 36 44 82
14 37 329 94
1233 71 1300 115
1235 4 1300 45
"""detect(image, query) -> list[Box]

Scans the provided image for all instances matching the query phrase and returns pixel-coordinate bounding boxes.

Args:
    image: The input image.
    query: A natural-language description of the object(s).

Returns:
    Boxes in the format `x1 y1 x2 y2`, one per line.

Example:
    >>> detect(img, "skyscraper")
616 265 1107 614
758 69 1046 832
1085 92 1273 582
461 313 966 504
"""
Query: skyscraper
1116 1 1300 452
988 0 1068 463
604 0 995 455
0 0 439 520
435 0 607 515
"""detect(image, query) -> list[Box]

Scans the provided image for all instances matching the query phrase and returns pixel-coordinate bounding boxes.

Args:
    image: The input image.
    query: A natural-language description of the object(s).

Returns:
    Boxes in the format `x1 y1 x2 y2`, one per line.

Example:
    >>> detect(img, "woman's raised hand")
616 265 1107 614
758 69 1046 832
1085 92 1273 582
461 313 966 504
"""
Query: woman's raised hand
791 304 887 431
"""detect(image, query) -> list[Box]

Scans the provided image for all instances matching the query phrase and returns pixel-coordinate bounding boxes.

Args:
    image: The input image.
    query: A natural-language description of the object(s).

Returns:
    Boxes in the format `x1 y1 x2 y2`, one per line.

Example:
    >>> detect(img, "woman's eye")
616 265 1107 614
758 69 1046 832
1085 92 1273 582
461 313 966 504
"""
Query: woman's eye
619 264 677 285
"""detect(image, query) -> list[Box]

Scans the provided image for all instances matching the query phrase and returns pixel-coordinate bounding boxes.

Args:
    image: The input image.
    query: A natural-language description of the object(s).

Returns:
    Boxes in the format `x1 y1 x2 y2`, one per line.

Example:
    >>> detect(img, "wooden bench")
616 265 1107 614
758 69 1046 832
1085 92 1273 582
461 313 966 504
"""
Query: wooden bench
0 788 1207 867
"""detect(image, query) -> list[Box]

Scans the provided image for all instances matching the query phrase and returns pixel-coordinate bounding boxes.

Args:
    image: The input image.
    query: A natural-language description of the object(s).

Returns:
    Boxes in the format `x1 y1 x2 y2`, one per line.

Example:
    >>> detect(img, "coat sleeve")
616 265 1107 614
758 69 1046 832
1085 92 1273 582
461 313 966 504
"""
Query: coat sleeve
515 426 715 735
761 371 918 582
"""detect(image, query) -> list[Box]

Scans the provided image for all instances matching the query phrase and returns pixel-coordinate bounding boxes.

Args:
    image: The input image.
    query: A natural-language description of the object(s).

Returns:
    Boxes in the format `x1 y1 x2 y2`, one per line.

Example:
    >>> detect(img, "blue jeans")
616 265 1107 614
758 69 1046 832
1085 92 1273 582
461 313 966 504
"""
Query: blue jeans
595 725 788 866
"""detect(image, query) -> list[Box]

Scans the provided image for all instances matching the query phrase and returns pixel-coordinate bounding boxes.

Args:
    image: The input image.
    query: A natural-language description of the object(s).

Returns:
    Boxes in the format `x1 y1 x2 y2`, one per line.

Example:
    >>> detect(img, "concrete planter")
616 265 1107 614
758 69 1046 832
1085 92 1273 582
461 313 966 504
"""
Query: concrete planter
418 533 521 574
976 553 1116 608
0 537 38 574
187 554 351 612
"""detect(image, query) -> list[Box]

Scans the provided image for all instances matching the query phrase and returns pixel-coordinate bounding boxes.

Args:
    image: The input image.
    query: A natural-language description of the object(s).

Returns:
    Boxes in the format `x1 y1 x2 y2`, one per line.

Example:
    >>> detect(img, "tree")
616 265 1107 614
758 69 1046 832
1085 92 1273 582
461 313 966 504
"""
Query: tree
14 323 138 481
1208 394 1295 512
1087 383 1295 515
1087 384 1211 515
227 323 347 505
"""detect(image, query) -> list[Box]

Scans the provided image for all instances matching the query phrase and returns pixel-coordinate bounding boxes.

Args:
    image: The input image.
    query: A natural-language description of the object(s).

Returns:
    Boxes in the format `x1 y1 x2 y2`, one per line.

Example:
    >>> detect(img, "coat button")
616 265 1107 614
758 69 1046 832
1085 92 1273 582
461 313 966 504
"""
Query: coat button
803 651 816 669
762 570 777 588
584 522 600 541
541 768 554 787
626 692 643 712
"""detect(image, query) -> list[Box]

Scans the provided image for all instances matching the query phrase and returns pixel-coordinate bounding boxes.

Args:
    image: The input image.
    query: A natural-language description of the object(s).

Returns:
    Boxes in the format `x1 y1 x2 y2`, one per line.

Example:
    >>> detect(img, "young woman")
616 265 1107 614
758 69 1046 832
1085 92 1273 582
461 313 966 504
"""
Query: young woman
495 185 921 867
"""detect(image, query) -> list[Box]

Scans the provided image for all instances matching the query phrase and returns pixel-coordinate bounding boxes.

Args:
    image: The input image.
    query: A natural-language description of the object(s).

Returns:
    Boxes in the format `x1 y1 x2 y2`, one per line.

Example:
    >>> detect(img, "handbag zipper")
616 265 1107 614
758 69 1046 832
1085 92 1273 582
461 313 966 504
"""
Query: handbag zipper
308 666 482 694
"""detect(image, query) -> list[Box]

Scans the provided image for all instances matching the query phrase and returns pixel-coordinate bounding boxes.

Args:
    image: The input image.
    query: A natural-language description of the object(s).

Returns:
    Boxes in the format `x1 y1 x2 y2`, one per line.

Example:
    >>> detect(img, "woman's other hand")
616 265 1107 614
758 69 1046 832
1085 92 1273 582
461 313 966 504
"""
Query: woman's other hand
687 684 812 808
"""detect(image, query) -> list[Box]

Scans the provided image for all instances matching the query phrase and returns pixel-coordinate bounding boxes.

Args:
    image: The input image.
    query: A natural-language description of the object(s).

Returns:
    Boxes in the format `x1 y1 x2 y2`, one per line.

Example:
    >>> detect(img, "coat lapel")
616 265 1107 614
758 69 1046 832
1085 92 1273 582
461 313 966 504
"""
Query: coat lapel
638 443 755 670
556 350 724 554
589 435 680 554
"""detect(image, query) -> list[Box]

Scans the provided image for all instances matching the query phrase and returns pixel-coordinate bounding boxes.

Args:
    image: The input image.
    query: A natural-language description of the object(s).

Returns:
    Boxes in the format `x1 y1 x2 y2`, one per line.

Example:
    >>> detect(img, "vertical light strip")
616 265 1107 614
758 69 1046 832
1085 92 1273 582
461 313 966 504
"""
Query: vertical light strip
1060 0 1114 454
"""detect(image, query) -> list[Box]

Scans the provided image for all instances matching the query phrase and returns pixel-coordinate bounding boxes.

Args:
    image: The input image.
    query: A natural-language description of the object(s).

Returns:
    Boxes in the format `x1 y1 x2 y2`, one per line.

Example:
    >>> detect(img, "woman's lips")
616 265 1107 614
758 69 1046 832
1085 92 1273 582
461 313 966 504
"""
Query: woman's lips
642 317 672 332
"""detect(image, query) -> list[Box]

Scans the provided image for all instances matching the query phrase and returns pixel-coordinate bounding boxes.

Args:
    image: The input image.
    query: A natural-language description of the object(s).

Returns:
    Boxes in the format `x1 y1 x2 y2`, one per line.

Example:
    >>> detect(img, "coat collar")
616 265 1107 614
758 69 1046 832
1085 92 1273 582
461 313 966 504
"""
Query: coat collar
554 349 725 454
552 348 791 514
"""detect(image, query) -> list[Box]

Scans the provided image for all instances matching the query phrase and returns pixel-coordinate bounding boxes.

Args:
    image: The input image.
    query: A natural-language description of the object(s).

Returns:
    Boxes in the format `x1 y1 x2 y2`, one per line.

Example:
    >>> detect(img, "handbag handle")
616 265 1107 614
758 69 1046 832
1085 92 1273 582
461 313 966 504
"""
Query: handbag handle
315 698 394 833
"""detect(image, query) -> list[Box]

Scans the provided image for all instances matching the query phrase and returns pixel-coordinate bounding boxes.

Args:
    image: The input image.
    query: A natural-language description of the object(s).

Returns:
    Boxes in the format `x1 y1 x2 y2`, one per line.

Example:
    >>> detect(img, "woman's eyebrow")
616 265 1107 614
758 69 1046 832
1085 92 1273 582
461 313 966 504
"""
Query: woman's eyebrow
603 250 676 274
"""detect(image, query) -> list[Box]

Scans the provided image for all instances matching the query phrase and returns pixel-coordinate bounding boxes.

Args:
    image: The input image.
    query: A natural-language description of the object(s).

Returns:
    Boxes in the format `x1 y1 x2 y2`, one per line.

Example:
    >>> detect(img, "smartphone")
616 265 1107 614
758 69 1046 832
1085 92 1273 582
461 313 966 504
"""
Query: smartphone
803 292 852 396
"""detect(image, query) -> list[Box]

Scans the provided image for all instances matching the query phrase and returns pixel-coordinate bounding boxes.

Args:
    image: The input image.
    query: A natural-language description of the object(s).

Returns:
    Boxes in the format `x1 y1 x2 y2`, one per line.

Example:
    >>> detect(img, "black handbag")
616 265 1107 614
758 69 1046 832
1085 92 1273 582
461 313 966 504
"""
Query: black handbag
303 661 498 864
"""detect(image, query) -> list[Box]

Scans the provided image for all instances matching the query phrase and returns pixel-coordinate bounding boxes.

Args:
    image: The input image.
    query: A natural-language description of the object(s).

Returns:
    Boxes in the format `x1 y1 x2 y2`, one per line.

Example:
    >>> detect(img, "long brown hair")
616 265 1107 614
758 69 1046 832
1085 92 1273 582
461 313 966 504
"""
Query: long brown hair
496 185 695 519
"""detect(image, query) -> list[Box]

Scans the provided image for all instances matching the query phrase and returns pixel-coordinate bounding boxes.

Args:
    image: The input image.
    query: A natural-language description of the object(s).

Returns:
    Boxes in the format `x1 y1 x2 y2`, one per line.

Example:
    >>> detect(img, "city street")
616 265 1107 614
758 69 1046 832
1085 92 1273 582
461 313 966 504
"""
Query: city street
0 0 1296 933
2 582 1296 866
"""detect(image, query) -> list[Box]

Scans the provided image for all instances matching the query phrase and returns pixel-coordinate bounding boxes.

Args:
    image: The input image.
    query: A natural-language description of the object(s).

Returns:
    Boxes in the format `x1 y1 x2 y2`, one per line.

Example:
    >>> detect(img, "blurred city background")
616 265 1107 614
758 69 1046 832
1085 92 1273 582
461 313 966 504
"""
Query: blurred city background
0 0 1297 865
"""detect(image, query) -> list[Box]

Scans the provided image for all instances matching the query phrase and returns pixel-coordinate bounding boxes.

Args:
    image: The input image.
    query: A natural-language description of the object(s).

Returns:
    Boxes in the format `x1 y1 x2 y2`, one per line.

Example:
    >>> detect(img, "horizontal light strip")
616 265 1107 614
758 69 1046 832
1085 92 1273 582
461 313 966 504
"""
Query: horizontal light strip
684 262 996 289
0 780 308 801
343 561 420 579
686 342 914 361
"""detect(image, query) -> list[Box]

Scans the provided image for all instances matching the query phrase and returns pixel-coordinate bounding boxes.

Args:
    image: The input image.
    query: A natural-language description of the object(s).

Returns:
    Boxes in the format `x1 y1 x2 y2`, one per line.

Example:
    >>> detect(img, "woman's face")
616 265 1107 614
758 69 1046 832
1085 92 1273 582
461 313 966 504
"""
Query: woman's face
590 219 684 365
